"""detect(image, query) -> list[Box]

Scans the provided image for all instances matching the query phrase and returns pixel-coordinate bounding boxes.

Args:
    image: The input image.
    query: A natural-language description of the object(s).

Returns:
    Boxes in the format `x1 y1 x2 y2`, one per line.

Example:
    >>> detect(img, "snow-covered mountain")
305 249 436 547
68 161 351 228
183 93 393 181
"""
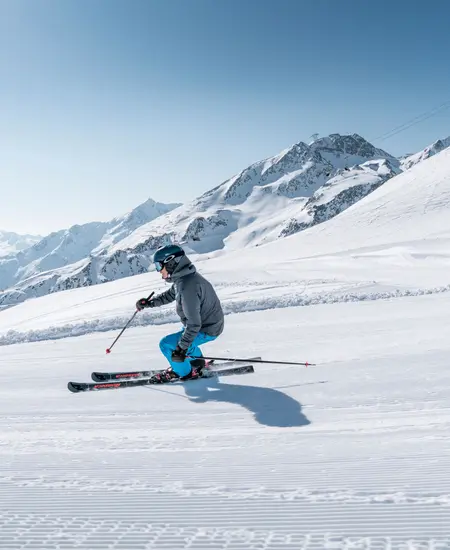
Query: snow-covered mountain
0 198 179 302
0 132 445 308
215 145 450 286
0 230 42 258
279 158 398 237
106 133 400 254
400 136 450 171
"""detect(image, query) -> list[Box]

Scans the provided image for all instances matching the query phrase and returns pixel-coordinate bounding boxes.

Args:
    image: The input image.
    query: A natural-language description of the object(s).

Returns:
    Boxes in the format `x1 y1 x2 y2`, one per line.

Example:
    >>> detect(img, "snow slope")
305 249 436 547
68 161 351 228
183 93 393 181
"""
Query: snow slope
400 136 450 171
1 295 450 549
280 158 397 237
214 144 450 269
1 142 450 548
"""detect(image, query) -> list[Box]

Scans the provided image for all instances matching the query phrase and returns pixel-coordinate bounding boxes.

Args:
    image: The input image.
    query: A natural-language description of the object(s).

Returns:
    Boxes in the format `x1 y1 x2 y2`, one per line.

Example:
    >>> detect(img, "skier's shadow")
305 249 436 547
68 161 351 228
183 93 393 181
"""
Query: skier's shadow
182 376 311 428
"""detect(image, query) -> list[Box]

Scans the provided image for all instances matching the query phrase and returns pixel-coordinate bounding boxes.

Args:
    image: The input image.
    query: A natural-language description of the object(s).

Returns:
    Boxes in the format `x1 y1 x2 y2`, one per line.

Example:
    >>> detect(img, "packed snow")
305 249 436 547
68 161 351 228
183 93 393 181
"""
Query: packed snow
2 296 450 549
1 146 450 548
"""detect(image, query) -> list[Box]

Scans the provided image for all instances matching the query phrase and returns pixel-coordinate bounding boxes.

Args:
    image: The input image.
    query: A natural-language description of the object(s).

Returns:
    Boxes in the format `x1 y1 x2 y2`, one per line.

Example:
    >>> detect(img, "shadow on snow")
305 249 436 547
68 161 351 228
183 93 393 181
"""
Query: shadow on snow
181 376 312 428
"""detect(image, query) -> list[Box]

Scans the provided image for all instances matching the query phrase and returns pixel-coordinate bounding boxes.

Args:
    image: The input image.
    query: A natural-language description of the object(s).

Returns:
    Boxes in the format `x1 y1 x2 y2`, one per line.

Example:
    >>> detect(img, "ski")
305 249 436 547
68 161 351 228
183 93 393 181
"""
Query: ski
91 368 160 382
91 357 261 382
68 364 254 393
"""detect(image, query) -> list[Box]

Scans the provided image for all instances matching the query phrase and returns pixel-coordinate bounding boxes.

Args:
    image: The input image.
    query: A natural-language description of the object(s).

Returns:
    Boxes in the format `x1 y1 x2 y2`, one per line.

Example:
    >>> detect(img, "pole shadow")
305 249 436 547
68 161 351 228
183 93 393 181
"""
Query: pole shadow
182 375 311 428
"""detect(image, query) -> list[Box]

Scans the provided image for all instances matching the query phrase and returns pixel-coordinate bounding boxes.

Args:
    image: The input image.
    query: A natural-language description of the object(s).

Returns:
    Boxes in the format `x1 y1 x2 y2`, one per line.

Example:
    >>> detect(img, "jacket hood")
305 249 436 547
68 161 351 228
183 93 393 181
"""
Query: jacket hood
168 254 196 281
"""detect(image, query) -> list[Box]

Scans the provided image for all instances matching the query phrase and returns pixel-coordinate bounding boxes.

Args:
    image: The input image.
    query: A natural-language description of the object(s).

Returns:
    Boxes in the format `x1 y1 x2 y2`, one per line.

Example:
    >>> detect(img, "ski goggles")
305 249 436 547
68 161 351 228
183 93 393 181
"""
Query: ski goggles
154 252 182 272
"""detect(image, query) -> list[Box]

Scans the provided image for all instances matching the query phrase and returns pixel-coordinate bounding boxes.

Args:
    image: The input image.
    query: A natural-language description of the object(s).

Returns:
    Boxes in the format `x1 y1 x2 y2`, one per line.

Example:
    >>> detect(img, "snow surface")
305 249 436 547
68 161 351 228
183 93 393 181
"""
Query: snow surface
2 296 450 548
1 145 450 548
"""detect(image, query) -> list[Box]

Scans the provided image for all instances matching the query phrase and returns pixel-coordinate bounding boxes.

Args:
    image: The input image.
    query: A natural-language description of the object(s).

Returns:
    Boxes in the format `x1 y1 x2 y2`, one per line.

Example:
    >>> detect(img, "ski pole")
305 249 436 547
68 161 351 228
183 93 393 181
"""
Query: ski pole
106 291 155 354
188 355 315 367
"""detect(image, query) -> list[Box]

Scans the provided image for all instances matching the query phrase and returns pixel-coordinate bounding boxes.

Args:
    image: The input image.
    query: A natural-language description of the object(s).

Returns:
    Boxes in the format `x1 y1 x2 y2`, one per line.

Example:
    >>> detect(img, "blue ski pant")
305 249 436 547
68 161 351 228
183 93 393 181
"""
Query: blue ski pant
159 329 217 377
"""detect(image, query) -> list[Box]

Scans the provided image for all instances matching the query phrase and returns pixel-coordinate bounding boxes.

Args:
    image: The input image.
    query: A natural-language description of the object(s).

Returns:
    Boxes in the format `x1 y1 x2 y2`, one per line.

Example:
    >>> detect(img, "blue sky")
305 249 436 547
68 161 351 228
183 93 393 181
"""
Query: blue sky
1 0 450 234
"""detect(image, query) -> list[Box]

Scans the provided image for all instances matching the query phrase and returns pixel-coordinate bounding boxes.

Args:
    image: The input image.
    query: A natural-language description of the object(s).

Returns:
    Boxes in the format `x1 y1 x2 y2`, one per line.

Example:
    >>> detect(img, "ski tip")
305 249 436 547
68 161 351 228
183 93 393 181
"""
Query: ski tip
68 381 82 393
91 372 107 382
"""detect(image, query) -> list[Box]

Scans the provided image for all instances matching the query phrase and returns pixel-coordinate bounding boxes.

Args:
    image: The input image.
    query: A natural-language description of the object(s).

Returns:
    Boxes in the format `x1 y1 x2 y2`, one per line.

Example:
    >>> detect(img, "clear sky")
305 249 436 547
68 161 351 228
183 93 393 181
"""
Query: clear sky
1 0 450 235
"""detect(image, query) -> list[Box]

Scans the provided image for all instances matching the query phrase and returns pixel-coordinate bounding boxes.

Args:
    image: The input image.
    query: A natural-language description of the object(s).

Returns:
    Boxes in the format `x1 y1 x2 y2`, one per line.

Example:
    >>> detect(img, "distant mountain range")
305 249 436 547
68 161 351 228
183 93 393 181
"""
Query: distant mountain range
0 230 42 258
0 199 179 303
1 133 448 308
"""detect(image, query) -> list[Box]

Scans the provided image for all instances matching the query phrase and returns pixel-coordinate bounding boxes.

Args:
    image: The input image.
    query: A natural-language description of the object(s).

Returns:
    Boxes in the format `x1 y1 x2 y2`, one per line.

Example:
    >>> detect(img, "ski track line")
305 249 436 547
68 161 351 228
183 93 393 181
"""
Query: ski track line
2 436 450 549
1 281 450 346
1 512 449 550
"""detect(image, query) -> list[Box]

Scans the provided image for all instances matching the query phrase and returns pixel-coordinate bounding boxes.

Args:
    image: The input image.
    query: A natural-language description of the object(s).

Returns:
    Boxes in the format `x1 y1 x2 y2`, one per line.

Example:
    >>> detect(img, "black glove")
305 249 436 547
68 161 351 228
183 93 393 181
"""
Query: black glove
171 345 187 363
136 297 155 311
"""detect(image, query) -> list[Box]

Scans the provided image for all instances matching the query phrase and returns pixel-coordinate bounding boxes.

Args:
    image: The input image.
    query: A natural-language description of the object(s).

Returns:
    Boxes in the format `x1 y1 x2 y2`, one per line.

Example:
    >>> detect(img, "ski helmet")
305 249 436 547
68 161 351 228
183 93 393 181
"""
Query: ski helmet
152 244 185 274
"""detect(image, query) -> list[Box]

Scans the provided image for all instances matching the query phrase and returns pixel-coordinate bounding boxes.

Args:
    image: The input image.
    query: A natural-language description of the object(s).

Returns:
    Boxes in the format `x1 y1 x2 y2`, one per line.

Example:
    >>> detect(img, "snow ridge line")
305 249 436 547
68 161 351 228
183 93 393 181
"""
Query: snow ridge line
1 283 450 347
5 475 450 506
2 511 448 550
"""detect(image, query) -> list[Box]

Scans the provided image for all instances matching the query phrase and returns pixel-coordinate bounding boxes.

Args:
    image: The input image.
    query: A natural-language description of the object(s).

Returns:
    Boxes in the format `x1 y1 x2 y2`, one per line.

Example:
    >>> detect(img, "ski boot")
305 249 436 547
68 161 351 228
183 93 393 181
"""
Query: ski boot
179 358 216 381
188 358 214 378
149 364 204 384
149 367 180 384
179 363 204 381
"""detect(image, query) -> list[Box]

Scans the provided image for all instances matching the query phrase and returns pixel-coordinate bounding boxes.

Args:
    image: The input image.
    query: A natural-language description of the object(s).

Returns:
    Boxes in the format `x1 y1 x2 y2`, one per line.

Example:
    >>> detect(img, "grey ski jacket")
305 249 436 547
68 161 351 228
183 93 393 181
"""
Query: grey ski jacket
151 256 224 350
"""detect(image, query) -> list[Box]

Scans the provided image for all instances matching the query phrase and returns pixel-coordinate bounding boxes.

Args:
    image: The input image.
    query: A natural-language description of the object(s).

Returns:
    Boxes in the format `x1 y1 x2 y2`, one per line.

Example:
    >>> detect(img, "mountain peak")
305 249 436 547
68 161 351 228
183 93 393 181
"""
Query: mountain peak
400 136 450 171
122 197 181 220
430 136 450 152
309 133 394 160
108 197 182 239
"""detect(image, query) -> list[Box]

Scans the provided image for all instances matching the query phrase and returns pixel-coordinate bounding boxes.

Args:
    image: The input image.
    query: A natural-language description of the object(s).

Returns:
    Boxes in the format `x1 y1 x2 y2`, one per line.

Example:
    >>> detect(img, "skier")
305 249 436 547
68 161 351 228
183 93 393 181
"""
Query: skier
135 244 224 383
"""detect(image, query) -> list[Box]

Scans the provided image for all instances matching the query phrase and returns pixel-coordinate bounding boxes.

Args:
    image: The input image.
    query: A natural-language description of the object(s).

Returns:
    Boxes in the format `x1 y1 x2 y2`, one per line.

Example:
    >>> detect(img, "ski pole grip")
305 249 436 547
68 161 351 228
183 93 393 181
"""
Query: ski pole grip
136 291 155 311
